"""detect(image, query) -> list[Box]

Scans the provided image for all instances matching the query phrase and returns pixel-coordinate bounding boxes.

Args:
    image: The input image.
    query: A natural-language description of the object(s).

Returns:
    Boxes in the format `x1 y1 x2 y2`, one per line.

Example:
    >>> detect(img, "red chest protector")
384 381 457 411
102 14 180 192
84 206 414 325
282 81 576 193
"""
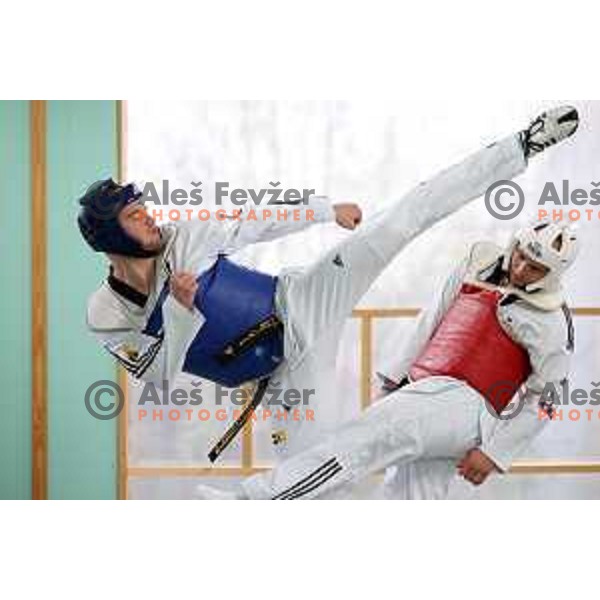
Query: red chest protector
409 283 532 414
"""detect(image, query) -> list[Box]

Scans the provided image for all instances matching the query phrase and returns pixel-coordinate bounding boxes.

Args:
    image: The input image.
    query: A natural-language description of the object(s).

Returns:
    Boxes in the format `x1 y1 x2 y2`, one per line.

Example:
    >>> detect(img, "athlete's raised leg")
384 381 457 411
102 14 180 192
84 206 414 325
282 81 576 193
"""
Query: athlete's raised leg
283 107 578 352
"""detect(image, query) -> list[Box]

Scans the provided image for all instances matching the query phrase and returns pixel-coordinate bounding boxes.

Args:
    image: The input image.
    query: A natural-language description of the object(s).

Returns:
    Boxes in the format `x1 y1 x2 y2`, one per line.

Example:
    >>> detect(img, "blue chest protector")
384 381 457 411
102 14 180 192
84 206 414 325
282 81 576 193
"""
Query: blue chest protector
144 256 284 388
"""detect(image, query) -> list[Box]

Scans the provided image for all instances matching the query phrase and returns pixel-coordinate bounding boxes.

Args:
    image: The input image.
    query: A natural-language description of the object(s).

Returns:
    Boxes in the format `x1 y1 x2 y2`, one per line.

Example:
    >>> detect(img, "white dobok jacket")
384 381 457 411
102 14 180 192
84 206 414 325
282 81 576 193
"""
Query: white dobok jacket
85 198 335 386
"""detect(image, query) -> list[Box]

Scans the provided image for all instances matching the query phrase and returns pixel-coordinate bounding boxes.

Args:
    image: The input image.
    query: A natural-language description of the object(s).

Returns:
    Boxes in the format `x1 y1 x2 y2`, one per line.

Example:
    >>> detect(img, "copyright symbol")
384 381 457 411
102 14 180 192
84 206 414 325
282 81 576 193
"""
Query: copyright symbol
484 180 525 220
84 380 124 420
484 380 526 421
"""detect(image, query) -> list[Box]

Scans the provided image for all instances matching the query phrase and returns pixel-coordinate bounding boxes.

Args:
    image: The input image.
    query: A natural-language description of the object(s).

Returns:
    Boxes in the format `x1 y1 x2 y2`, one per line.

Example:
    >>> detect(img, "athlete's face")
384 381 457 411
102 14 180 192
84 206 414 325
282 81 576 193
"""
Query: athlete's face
118 202 162 251
509 245 549 288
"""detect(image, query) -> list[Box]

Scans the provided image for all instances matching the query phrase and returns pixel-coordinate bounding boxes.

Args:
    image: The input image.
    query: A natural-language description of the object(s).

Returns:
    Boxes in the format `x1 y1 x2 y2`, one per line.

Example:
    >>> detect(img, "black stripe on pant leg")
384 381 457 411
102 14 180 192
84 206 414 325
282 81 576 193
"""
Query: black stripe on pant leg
282 462 343 500
272 458 337 500
285 465 343 500
277 461 340 500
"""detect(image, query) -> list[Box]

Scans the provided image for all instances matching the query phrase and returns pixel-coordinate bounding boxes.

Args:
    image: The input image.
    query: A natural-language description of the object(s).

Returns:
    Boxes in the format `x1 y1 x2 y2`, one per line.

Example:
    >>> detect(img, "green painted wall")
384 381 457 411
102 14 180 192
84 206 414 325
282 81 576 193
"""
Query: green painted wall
0 101 32 500
47 101 118 499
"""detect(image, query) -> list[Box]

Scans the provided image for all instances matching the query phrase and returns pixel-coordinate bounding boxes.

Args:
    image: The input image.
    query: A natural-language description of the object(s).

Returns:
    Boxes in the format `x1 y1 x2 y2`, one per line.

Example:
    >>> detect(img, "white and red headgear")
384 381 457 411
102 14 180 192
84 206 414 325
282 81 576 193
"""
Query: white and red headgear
503 218 579 296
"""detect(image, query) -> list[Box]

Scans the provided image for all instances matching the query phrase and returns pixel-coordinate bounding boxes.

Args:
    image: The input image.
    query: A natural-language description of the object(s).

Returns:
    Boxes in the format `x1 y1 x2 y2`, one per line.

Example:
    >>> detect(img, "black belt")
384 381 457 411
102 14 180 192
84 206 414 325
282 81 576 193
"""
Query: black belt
217 314 283 364
208 377 271 463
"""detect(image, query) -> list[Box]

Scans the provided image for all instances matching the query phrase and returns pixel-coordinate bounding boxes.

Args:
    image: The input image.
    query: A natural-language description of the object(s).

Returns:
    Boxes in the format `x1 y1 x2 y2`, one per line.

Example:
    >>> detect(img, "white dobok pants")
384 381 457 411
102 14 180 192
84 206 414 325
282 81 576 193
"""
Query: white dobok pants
243 376 485 499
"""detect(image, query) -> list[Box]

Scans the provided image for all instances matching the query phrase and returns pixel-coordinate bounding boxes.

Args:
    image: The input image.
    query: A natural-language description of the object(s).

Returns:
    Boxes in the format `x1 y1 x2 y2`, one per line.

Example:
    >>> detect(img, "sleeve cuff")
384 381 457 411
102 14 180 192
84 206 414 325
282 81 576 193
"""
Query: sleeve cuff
164 295 205 336
309 195 336 223
478 445 511 473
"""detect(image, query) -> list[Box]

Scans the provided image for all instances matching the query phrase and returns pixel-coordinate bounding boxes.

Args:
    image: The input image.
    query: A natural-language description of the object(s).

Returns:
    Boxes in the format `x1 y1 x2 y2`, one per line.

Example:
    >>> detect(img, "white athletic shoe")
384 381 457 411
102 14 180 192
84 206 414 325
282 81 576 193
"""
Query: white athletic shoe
521 105 579 159
194 483 244 500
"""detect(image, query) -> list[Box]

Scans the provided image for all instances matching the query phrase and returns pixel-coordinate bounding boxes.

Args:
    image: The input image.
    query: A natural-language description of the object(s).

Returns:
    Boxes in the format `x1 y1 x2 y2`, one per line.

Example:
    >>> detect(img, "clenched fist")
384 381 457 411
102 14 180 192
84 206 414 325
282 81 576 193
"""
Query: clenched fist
333 203 362 230
170 272 198 311
457 448 500 486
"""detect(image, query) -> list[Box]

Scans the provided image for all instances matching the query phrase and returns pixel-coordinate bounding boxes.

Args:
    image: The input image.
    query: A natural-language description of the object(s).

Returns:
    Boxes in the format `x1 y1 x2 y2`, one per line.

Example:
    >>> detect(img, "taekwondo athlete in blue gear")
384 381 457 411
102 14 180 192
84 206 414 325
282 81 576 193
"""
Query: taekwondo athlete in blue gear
80 176 351 460
79 178 308 388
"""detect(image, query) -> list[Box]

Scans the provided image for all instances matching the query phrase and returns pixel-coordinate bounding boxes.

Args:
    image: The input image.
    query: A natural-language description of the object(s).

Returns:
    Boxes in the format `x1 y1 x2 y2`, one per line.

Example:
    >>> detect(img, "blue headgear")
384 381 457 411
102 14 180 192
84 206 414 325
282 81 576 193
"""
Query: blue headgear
77 178 160 258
